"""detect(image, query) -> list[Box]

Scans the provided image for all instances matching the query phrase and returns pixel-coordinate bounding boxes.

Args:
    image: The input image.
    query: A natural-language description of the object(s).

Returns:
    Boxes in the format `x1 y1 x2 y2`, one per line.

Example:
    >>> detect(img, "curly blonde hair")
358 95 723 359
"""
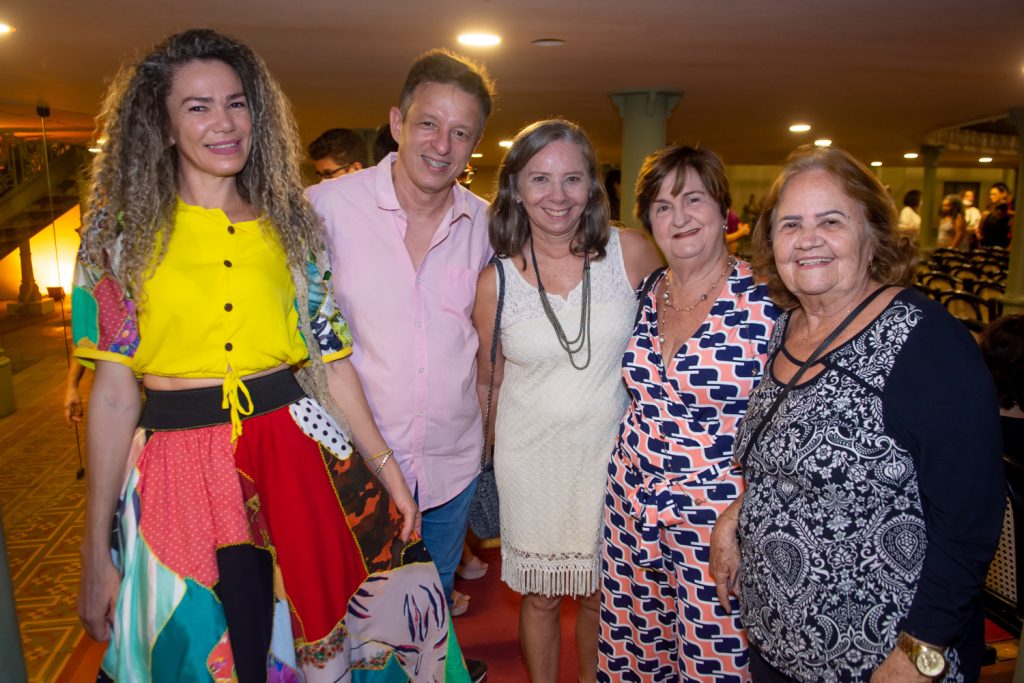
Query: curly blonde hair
82 28 322 296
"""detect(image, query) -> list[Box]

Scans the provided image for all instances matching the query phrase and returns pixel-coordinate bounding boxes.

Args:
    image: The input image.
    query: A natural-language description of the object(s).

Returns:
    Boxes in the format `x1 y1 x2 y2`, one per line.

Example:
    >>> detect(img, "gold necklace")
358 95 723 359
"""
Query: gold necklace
659 257 735 345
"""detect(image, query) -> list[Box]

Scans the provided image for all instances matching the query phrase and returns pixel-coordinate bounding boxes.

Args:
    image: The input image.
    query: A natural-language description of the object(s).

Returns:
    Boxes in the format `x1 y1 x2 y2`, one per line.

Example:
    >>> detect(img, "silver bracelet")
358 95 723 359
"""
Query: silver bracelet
373 452 391 478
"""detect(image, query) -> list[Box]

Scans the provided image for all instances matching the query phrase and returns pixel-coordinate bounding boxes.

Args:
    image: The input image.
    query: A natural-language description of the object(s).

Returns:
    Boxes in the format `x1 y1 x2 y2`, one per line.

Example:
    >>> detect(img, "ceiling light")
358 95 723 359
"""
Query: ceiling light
88 146 102 154
0 23 14 34
471 153 483 158
979 156 993 163
813 139 832 147
903 152 919 159
531 38 566 47
870 161 883 167
499 140 513 148
458 33 500 47
789 123 811 133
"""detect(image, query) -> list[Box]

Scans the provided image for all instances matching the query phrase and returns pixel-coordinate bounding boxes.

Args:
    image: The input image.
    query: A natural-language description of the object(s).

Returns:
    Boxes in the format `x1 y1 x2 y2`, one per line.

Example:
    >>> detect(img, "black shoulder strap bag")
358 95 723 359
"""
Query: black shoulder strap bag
467 256 505 539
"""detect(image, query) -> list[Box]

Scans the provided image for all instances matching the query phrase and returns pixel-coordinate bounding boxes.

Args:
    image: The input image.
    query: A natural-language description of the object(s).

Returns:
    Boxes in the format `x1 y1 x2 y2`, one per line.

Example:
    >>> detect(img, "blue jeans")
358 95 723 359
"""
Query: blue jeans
419 477 478 603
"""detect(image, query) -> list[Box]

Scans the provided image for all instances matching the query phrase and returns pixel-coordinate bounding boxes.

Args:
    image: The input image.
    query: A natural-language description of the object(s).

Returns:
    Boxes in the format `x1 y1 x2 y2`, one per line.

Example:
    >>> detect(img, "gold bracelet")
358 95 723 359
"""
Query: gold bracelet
373 452 391 478
366 447 393 462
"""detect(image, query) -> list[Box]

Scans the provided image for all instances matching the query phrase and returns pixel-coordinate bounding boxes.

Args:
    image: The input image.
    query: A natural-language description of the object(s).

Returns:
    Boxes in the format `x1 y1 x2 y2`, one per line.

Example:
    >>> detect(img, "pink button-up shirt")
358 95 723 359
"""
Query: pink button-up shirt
308 154 492 509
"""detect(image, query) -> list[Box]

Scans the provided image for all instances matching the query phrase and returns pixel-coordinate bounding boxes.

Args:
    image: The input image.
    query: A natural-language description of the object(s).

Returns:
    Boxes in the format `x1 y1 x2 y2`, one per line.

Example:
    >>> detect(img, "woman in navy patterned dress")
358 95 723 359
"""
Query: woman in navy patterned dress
710 145 1003 682
599 146 778 682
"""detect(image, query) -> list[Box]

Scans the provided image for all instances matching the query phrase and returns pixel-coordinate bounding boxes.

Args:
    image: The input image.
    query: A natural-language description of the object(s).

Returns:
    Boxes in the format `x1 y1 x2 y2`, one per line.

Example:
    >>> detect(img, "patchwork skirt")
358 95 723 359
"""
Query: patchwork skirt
98 369 468 682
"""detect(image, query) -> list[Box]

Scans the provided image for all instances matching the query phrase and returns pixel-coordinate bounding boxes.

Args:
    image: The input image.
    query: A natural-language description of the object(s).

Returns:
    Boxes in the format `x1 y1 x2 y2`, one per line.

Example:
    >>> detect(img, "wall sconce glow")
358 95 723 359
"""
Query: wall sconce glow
458 33 501 47
789 123 811 133
88 146 102 153
870 161 883 167
0 23 14 34
813 139 832 147
499 140 513 148
903 152 919 160
471 153 483 158
979 156 993 163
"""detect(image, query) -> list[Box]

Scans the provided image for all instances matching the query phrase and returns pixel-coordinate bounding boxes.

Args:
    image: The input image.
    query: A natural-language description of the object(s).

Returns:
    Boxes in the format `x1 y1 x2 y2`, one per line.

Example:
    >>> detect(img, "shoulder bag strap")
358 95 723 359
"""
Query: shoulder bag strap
481 256 505 466
739 285 892 463
633 266 668 330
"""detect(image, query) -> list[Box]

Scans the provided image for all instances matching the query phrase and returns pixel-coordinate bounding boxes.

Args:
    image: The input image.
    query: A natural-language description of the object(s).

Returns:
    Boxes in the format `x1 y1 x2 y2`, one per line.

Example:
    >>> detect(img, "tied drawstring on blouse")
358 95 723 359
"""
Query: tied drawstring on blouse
222 370 254 441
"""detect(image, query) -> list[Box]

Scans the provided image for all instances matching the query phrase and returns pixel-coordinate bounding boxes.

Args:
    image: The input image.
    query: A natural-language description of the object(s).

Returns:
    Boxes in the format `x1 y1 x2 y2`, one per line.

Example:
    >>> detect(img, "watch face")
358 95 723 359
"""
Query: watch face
917 649 945 677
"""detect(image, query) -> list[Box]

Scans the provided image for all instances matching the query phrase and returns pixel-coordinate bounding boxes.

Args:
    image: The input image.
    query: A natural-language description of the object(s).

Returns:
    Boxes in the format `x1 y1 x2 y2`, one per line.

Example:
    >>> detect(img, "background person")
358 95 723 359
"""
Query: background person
73 28 464 681
937 193 967 249
980 314 1024 461
897 189 921 236
473 119 661 683
712 145 1003 681
307 126 368 180
599 145 778 682
962 189 981 247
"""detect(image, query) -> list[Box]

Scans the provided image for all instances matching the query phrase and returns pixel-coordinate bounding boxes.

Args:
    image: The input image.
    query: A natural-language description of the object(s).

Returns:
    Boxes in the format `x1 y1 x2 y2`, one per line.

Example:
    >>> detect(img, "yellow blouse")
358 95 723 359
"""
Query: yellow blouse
72 200 352 437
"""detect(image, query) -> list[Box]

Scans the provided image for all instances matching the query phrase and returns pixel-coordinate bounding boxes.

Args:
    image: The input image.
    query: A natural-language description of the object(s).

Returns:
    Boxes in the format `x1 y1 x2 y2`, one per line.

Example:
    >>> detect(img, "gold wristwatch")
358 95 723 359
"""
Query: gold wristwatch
896 631 947 677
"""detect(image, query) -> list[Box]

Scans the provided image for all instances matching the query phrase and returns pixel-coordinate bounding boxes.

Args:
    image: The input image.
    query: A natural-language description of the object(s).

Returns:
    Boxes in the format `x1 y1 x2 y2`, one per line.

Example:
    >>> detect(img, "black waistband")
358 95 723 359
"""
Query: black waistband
139 369 306 431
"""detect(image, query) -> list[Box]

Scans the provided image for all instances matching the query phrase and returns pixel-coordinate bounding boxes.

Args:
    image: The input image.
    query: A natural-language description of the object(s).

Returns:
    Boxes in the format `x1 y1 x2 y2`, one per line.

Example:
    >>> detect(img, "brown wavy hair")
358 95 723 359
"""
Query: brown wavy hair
489 119 609 260
82 28 323 298
751 144 917 309
634 145 730 231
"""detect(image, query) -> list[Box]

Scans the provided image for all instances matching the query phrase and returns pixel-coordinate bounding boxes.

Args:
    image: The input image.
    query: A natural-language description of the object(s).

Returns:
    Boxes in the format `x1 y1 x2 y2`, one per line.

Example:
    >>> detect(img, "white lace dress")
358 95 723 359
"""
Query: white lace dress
494 230 635 597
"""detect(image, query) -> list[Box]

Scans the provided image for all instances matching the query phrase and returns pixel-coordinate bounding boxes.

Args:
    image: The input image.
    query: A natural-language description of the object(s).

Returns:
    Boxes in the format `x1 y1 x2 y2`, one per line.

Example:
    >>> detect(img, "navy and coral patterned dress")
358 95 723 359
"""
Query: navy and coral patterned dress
72 203 469 682
599 260 778 682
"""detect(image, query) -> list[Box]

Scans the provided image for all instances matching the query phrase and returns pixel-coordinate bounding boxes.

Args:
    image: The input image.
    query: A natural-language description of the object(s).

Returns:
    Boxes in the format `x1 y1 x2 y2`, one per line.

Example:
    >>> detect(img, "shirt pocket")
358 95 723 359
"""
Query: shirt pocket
441 266 479 320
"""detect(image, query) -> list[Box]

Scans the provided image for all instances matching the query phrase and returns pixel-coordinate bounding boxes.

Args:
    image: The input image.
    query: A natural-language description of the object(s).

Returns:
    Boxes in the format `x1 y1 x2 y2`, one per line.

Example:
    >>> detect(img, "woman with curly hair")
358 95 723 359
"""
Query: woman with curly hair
72 28 468 681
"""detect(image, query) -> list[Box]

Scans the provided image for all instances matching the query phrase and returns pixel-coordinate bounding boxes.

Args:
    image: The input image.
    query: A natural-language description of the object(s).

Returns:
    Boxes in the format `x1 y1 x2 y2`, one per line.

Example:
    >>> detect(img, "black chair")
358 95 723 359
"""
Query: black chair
940 291 989 332
919 272 961 293
984 456 1024 636
976 283 1006 319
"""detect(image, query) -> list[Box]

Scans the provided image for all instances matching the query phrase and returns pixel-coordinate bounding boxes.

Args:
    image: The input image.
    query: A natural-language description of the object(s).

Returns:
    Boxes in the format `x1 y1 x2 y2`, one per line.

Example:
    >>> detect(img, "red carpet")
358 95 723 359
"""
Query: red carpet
453 546 583 682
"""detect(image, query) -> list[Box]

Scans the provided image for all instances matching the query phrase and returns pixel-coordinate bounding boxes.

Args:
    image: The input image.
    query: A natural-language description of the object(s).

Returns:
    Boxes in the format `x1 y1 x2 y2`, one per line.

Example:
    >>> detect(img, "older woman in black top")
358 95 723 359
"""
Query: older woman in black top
710 145 1003 681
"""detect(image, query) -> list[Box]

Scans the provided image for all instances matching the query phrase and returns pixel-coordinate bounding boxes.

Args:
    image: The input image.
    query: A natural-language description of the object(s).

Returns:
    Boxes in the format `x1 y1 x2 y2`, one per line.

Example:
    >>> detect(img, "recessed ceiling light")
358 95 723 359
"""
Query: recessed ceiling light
979 156 993 163
471 153 483 158
903 152 919 159
870 161 883 167
499 140 513 148
458 33 501 47
789 123 811 133
0 23 14 34
531 38 566 47
88 146 102 154
813 139 832 147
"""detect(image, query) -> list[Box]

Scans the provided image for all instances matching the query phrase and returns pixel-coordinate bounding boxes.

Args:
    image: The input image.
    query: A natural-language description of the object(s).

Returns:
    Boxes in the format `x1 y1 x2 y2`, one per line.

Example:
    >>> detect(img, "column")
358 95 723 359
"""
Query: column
1003 108 1024 314
611 90 681 227
0 506 28 683
918 144 943 250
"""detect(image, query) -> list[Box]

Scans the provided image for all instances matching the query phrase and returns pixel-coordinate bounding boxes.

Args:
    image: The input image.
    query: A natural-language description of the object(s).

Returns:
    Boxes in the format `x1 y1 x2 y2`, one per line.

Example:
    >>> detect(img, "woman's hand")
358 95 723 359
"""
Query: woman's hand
709 496 743 611
64 384 83 424
77 551 120 641
870 649 929 682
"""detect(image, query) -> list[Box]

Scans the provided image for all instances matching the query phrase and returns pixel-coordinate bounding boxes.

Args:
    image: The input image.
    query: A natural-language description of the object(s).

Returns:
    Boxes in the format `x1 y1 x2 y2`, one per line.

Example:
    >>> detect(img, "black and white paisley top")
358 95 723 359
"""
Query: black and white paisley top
737 288 1003 682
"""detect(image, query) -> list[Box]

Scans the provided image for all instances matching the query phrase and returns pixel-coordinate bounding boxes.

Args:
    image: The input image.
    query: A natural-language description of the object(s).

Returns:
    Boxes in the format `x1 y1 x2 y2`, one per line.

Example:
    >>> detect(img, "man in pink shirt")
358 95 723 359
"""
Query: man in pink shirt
308 50 494 676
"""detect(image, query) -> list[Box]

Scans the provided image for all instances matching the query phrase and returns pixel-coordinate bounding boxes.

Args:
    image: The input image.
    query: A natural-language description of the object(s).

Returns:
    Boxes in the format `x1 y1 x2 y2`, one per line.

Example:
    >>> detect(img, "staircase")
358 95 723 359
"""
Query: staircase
0 141 86 262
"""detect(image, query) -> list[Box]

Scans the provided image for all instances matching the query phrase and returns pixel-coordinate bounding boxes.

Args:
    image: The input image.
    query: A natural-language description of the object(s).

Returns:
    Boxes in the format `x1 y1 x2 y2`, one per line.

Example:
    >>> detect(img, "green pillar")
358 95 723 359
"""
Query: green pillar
1003 108 1024 315
919 144 943 250
0 506 28 683
610 90 681 228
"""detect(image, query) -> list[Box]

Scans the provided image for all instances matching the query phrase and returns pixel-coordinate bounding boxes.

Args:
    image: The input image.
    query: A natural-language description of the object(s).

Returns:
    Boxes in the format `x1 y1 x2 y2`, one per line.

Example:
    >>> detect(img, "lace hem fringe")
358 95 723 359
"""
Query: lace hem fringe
501 546 600 597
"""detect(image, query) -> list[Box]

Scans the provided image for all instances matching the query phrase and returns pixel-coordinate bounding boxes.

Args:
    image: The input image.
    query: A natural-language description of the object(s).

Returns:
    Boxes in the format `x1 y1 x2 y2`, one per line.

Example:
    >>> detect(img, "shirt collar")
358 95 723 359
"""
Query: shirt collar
373 152 473 223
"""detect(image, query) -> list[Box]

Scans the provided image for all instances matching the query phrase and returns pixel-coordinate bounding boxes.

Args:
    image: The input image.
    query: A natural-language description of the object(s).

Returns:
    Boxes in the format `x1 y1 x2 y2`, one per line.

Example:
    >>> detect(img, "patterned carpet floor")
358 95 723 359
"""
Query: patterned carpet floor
1 310 91 683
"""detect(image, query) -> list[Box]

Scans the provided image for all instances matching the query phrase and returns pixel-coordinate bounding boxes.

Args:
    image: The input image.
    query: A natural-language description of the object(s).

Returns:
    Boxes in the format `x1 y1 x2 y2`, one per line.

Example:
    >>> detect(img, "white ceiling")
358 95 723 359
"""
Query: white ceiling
2 0 1024 168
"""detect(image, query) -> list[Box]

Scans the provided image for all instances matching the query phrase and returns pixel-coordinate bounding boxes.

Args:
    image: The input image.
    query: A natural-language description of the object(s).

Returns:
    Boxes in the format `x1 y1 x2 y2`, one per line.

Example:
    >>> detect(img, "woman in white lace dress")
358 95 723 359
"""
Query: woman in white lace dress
472 119 661 683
